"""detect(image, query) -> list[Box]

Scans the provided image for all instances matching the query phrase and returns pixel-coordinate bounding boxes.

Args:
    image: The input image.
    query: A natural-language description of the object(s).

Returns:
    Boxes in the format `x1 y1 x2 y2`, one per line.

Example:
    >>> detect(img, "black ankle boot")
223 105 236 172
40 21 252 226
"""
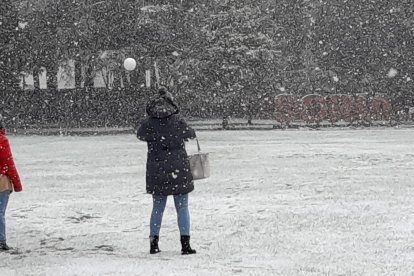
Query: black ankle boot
180 235 196 255
0 241 10 251
150 235 160 254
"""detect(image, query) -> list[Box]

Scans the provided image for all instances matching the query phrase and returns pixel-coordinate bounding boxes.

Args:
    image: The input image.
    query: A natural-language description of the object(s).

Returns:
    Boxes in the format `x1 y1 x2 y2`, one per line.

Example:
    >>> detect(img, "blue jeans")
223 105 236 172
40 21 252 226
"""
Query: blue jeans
0 191 10 242
150 194 190 237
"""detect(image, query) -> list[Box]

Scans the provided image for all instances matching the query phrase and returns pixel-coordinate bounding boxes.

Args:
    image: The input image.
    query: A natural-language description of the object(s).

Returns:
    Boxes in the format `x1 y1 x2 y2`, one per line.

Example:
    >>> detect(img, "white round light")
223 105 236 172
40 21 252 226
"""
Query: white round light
124 58 137 71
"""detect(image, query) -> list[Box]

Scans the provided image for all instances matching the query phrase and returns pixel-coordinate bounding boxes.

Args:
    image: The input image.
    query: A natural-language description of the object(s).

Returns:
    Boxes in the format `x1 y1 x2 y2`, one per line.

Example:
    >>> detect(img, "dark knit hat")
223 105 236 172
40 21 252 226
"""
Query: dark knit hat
158 86 174 103
145 87 179 118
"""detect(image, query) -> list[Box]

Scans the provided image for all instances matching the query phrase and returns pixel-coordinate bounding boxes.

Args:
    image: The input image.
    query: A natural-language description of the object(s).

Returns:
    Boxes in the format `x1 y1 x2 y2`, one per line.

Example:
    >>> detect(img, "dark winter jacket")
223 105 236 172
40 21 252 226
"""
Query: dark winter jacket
137 97 196 196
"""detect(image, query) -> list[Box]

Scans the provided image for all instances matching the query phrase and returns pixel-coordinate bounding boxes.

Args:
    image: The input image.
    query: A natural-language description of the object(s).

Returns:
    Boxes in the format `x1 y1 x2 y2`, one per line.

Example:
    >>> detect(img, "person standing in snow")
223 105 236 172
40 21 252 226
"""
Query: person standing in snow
137 87 197 255
0 117 23 251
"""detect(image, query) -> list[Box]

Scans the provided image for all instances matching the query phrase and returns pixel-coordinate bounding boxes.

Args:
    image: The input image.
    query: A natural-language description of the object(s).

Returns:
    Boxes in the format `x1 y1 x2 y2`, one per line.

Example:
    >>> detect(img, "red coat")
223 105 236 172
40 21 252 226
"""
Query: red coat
0 130 22 192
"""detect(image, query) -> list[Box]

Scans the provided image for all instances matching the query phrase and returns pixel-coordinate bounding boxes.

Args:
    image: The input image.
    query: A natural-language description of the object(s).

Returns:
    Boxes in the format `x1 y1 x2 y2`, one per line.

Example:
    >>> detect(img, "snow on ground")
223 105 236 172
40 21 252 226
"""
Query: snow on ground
1 128 414 276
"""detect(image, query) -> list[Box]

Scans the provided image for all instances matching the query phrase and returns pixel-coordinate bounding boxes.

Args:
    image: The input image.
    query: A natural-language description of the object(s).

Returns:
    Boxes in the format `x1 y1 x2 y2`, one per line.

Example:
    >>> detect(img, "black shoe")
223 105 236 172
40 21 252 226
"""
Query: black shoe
180 235 196 255
150 235 160 254
0 241 10 251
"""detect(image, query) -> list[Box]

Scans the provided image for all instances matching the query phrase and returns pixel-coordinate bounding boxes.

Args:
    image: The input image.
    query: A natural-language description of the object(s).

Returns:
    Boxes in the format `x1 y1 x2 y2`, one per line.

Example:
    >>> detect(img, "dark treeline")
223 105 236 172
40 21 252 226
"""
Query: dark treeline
1 0 414 127
0 87 277 129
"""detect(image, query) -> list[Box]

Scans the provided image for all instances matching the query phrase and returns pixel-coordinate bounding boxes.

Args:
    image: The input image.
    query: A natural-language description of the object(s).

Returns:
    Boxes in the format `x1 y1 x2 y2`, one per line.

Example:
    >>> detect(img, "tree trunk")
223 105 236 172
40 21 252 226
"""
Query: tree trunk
75 57 82 88
46 64 58 89
33 67 40 90
84 62 95 88
113 69 121 89
121 70 129 89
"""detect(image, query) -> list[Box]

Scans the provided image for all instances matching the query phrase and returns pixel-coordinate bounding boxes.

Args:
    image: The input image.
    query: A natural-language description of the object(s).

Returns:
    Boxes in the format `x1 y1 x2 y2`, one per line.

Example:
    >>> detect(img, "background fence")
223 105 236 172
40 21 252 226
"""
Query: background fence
0 88 413 130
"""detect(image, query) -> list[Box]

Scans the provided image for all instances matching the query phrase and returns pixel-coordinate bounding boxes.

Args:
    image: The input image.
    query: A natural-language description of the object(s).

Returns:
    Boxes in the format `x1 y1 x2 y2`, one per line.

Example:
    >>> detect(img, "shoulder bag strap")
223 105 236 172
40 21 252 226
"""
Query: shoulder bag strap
196 137 201 152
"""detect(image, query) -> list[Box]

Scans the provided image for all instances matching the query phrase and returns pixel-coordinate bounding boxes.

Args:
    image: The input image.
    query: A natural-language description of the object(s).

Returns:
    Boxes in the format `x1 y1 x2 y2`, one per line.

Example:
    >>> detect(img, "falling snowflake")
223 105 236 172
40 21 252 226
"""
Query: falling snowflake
387 68 398 78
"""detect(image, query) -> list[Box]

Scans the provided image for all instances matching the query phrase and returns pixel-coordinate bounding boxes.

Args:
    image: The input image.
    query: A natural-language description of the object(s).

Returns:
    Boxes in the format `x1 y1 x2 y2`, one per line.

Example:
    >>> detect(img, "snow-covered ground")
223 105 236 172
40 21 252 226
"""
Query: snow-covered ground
1 129 414 276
